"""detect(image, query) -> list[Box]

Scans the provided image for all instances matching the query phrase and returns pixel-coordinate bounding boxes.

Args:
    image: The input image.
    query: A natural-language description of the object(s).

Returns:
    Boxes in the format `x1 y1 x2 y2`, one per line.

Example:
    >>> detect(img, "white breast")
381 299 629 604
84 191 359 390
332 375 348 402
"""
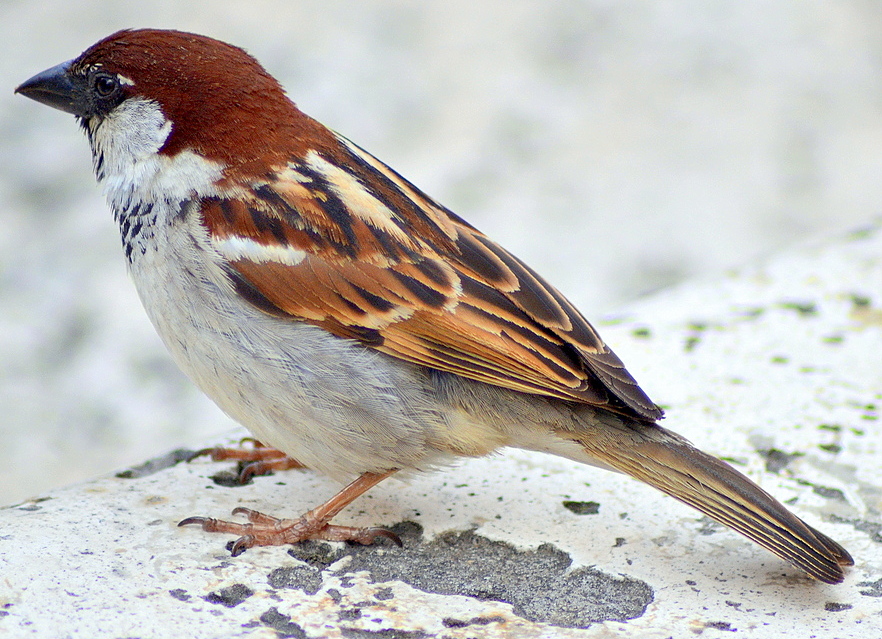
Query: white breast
87 97 488 480
122 197 457 479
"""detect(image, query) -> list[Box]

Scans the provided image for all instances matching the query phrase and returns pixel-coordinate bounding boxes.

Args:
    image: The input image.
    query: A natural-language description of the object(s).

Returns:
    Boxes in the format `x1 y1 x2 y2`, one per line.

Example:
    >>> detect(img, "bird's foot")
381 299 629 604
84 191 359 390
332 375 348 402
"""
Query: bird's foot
179 470 400 554
188 438 304 484
179 507 400 555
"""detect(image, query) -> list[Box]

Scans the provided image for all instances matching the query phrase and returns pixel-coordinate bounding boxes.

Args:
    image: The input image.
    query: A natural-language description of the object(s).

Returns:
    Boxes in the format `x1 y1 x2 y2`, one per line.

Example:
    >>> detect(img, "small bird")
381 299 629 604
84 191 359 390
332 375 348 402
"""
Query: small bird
16 29 852 584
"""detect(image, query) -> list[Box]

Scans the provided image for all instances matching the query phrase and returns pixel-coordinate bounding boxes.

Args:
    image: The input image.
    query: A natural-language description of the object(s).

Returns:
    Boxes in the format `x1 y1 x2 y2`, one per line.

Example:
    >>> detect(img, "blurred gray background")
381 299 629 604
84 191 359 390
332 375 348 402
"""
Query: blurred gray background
2 1 881 505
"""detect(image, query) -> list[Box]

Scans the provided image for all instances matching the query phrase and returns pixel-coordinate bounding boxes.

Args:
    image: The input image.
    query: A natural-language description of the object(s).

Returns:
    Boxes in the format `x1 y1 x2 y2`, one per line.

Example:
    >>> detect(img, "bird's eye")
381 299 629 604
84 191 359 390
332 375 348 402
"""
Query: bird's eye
93 74 119 98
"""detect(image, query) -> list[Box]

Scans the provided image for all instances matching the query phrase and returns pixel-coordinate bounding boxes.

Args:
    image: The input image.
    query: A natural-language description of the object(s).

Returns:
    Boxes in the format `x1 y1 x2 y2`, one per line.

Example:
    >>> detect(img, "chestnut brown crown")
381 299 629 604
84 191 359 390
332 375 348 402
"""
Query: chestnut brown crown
72 29 334 171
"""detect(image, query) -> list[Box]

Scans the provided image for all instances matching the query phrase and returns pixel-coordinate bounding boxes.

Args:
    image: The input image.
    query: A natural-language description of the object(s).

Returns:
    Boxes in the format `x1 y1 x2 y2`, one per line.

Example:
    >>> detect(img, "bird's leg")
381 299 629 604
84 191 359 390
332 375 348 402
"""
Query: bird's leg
189 438 304 484
179 470 401 554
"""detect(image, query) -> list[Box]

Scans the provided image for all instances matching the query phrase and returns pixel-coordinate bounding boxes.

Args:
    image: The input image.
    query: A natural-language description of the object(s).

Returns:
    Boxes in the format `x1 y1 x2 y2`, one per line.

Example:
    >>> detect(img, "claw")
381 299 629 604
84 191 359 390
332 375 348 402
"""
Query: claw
368 527 403 547
232 507 280 523
238 461 271 484
178 516 211 528
231 536 254 556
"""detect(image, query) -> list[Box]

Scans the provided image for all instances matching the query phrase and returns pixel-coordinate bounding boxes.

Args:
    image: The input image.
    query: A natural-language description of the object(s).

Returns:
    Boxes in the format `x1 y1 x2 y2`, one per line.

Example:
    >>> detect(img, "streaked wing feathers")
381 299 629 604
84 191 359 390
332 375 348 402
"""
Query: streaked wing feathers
202 136 663 421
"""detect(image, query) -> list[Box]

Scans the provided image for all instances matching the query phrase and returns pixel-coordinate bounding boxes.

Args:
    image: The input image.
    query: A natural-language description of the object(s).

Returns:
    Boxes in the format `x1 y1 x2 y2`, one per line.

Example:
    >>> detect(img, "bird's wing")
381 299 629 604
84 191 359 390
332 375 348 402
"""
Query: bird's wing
202 136 662 420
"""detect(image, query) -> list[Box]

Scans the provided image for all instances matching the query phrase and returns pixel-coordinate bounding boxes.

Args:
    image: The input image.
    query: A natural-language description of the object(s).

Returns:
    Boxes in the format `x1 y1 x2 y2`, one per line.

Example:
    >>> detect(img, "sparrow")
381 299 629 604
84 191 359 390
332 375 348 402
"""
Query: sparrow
16 28 852 584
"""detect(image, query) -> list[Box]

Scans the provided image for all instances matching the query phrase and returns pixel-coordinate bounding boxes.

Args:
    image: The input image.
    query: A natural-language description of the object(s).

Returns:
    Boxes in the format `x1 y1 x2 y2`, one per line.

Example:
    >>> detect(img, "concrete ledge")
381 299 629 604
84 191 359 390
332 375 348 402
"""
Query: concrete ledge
2 224 881 638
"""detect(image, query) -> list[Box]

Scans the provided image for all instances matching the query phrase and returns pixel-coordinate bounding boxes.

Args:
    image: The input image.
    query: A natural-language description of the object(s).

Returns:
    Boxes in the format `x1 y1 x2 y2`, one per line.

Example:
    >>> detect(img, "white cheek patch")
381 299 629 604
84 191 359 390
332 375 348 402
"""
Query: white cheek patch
90 97 172 174
213 235 307 266
89 96 224 210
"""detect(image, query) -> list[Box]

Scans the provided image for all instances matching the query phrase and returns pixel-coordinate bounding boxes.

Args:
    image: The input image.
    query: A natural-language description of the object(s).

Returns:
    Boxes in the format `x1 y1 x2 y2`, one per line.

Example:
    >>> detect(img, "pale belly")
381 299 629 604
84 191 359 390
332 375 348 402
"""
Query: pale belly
125 210 459 480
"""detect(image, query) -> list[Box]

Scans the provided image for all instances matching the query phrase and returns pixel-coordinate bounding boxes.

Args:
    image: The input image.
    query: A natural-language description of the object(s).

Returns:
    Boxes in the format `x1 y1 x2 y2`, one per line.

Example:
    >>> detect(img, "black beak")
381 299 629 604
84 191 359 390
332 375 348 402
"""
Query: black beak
15 60 84 116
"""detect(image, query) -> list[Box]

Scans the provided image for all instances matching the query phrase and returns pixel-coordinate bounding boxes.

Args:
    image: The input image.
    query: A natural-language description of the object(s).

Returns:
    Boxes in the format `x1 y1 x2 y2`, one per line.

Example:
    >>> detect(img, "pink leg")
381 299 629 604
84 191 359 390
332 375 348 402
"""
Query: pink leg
179 470 401 554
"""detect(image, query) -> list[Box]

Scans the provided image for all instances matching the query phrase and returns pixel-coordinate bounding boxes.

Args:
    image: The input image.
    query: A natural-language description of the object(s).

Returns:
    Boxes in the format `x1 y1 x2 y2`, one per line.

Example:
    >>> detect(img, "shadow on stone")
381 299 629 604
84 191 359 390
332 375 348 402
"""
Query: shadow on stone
281 521 652 628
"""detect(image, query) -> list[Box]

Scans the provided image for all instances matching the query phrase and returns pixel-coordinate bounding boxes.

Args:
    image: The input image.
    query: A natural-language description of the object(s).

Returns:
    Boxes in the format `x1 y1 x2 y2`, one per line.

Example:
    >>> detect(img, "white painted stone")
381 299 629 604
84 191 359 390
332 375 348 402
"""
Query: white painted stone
1 225 880 638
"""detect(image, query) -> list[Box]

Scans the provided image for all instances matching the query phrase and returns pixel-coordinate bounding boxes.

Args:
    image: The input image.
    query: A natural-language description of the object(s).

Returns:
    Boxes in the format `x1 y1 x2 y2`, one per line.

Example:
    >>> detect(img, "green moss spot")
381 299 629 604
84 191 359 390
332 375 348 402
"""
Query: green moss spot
818 443 842 454
737 307 765 319
847 226 877 241
779 301 818 316
818 424 842 432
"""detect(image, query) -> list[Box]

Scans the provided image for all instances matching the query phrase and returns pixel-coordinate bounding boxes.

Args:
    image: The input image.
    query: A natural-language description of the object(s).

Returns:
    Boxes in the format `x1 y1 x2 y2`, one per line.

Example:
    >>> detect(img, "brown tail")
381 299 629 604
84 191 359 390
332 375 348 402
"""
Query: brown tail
576 427 853 584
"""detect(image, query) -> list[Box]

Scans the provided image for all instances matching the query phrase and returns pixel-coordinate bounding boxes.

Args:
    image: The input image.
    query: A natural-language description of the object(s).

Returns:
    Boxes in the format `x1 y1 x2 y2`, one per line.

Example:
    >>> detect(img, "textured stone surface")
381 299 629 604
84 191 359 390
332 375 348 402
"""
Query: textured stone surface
1 226 880 637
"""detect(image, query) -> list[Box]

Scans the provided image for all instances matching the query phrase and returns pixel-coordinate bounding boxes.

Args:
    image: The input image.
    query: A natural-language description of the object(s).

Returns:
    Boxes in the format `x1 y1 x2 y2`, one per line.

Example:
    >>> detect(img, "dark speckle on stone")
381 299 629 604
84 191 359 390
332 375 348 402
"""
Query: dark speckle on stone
847 226 877 241
168 588 190 602
287 539 339 566
697 517 726 535
613 537 626 547
850 293 871 306
267 565 324 595
13 496 51 512
779 300 818 316
339 575 356 588
829 516 882 544
684 335 701 352
442 615 506 628
812 485 846 501
562 500 600 515
339 608 363 621
736 306 764 319
115 449 195 478
204 584 254 608
340 629 429 639
818 443 842 454
706 621 736 631
327 588 343 603
857 577 882 597
260 607 307 638
824 602 852 612
209 468 254 487
287 521 652 628
756 448 802 473
373 587 394 601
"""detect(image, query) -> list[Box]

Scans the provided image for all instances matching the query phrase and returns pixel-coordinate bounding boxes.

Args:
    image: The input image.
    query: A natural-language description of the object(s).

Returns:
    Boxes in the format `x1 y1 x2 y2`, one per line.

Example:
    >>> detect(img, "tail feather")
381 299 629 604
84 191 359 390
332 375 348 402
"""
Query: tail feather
578 431 852 584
